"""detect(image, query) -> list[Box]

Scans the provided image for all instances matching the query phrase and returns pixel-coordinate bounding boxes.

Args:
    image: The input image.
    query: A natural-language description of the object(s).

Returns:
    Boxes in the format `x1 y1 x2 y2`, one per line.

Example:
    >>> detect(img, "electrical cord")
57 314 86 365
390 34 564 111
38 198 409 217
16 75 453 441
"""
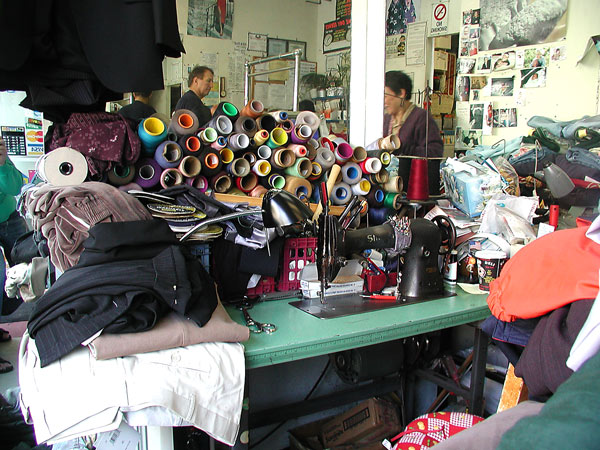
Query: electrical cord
249 360 331 449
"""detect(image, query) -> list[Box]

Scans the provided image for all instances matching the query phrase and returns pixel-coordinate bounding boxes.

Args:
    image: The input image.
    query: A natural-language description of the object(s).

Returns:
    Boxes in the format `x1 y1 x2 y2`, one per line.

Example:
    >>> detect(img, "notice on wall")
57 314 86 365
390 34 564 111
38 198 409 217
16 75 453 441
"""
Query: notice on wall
228 41 246 94
1 126 26 156
406 22 426 65
323 18 351 54
336 0 351 19
25 117 44 156
430 1 449 36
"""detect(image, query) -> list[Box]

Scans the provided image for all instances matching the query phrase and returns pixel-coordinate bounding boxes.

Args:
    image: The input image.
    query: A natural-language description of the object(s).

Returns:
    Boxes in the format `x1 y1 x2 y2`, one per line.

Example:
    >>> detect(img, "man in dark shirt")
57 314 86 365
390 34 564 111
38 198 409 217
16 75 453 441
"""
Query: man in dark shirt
118 91 157 123
175 66 214 126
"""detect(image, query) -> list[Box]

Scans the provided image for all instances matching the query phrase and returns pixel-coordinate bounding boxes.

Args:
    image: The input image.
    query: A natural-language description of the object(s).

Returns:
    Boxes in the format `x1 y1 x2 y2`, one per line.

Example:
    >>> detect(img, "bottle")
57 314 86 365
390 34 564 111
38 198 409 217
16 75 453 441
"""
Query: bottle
444 250 458 284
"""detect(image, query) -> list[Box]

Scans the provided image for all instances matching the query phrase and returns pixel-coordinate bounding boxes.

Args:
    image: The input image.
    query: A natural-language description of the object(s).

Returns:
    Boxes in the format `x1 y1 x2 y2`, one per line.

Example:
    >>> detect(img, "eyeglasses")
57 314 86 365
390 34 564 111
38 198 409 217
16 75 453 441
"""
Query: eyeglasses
384 92 404 99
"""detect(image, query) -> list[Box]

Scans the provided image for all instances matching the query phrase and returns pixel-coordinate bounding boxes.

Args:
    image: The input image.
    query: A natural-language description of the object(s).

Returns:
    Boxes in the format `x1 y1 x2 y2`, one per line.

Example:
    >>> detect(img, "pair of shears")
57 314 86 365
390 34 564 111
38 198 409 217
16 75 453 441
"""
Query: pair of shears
240 306 277 334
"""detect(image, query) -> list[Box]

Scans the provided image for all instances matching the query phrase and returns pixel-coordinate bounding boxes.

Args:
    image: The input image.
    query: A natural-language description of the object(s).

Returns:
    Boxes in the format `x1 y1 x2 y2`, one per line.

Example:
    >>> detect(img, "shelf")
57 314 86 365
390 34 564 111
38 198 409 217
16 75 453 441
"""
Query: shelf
214 192 345 215
313 95 345 101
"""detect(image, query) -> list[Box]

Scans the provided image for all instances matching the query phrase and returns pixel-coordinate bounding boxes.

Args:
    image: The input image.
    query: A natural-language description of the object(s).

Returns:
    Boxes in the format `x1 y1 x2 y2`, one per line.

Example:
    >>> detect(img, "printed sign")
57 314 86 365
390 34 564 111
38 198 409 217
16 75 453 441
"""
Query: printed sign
430 1 449 36
1 126 26 156
323 18 351 54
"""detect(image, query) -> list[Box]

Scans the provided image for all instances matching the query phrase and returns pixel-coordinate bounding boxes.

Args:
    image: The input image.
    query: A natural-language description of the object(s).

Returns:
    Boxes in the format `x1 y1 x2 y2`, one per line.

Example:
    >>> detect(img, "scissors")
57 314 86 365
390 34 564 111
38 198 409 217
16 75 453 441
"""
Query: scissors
240 306 277 334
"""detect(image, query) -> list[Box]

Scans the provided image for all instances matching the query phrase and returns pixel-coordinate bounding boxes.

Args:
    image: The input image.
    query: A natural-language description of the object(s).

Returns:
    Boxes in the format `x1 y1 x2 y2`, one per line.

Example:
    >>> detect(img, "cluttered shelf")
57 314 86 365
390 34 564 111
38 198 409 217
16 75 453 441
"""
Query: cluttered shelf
213 192 345 215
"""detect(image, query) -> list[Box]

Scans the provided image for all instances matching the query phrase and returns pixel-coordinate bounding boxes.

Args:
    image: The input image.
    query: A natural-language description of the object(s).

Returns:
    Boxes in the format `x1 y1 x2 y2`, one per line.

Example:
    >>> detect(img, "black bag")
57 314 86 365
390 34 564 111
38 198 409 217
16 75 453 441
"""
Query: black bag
10 231 48 265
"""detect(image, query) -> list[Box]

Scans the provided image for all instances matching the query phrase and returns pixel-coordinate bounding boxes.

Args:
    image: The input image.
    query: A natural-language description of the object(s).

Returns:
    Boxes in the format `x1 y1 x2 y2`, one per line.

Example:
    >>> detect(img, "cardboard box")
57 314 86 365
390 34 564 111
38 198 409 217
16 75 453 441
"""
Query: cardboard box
321 398 401 448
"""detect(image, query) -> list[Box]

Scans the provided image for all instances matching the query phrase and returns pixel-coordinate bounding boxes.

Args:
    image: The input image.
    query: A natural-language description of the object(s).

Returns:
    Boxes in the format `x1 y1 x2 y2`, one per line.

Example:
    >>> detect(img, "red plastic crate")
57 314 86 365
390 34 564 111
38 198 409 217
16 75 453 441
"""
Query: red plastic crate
277 237 318 291
246 276 276 297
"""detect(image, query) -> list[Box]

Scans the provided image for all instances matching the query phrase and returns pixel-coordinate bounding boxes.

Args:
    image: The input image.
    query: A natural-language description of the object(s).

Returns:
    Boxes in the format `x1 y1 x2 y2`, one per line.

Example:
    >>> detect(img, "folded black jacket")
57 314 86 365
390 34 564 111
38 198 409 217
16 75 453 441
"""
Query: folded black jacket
28 220 217 367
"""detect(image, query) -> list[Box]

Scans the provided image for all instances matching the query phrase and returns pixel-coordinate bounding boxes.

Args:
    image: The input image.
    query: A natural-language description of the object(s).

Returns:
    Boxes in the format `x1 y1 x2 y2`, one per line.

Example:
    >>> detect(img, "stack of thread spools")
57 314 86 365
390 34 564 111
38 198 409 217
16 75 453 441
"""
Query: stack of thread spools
122 99 405 226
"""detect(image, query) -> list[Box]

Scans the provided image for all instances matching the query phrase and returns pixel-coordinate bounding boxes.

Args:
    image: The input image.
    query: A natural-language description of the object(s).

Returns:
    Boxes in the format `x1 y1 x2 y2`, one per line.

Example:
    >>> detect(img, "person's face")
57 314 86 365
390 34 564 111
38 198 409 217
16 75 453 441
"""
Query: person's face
192 71 214 98
384 87 405 115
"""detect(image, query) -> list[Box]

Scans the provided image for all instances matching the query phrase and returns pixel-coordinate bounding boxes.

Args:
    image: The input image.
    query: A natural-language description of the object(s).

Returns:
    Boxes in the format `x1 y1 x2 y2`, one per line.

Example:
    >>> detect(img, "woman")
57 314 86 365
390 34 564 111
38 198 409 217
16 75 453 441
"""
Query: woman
383 71 443 157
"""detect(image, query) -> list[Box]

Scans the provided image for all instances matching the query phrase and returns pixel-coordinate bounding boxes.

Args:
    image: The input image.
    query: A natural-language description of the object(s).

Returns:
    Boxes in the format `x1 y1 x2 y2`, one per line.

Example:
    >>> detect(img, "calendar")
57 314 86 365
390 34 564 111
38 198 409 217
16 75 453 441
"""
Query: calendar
1 126 27 156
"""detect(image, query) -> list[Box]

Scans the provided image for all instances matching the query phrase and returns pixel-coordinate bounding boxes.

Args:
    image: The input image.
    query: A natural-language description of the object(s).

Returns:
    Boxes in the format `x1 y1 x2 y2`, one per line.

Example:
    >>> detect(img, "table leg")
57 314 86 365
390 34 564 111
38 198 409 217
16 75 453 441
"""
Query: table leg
469 327 489 416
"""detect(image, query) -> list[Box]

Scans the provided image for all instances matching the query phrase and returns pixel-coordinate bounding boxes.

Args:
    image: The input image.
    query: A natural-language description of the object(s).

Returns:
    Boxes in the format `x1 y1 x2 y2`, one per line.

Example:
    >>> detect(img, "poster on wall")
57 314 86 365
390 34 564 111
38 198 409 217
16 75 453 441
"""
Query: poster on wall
187 0 233 39
386 0 421 36
323 18 351 53
469 103 484 130
25 117 44 156
491 77 514 96
336 0 351 19
479 0 568 51
521 67 547 88
386 34 407 59
493 108 518 127
1 126 26 156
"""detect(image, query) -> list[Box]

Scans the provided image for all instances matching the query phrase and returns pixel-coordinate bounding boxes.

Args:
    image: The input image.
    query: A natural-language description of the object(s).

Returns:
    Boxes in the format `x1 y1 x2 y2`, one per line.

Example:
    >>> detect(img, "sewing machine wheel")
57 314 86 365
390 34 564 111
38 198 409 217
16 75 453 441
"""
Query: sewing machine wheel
430 215 457 254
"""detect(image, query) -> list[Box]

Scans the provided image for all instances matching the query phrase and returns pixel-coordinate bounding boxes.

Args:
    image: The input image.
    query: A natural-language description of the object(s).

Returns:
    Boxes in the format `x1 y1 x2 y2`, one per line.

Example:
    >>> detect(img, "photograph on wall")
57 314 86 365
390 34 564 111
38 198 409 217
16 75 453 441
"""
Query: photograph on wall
468 39 479 56
456 75 471 102
469 103 484 129
471 90 481 101
461 25 470 41
470 76 488 90
515 50 525 68
492 51 516 71
187 0 233 39
458 58 476 74
550 45 567 62
459 42 470 57
524 48 549 67
491 77 514 96
476 55 491 73
471 9 481 25
493 108 518 128
479 0 568 51
469 27 480 39
386 0 422 36
460 129 482 148
521 67 547 88
483 101 493 135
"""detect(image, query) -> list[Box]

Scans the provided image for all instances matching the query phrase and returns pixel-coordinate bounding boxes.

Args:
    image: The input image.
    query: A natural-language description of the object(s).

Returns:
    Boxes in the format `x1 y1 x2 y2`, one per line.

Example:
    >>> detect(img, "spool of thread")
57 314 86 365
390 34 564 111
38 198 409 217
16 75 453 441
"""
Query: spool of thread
266 173 286 189
308 161 323 181
154 141 183 169
284 157 312 178
267 127 288 149
351 146 367 163
366 188 385 206
234 116 258 136
256 145 272 160
186 175 209 193
160 168 184 188
138 117 168 154
306 141 318 160
406 158 429 200
315 147 335 171
370 169 389 185
254 129 270 146
253 159 272 176
243 151 257 165
351 178 371 196
133 157 162 189
341 162 362 185
295 111 320 133
383 192 402 210
320 137 335 151
211 136 228 150
219 147 234 164
199 149 223 177
151 112 170 130
280 119 295 134
379 151 391 166
178 155 202 178
107 164 135 186
331 136 349 147
270 147 296 169
549 204 559 227
170 109 200 136
249 184 268 197
312 164 342 221
241 99 264 119
178 134 202 156
284 176 313 200
383 176 403 193
269 110 288 123
227 157 251 177
290 124 313 144
236 172 258 192
287 144 308 158
228 133 250 151
335 142 354 163
368 206 390 225
360 157 382 174
256 114 277 132
206 115 233 136
210 172 232 193
331 182 352 205
198 127 218 144
212 102 239 123
380 134 401 151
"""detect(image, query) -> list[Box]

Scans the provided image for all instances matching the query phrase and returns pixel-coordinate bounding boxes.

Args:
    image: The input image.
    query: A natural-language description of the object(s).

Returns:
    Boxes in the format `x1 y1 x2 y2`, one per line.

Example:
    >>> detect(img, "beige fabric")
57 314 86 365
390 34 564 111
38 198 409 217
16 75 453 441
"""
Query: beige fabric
89 299 249 360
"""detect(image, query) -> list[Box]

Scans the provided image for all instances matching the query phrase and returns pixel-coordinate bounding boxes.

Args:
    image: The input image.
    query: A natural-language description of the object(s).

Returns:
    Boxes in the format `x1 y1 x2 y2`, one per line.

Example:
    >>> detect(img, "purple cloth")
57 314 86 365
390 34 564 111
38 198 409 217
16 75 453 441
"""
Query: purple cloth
383 107 443 157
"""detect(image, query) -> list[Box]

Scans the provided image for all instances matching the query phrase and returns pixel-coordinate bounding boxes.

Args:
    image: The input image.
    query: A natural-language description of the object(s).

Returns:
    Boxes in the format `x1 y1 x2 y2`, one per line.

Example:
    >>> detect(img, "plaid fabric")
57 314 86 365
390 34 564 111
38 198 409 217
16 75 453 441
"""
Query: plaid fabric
392 411 484 449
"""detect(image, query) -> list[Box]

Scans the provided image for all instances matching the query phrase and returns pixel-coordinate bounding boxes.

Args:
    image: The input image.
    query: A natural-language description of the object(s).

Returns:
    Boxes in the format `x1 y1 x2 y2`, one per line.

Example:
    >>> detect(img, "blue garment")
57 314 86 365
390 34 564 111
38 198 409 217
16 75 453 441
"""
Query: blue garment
466 136 523 160
508 146 557 176
527 114 600 139
565 147 600 172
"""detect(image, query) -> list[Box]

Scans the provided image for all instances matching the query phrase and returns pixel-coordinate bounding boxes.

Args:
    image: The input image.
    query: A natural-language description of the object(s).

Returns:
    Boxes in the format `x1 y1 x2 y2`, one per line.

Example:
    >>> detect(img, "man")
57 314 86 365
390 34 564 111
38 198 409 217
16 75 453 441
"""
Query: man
118 91 156 123
175 66 214 126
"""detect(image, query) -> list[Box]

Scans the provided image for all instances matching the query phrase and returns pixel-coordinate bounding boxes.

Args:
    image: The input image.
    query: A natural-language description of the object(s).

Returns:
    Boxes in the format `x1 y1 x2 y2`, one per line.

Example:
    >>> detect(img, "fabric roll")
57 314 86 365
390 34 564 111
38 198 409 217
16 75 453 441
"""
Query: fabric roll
138 117 167 154
256 114 277 132
212 102 239 123
267 127 288 149
134 157 162 189
351 178 371 196
295 111 320 133
383 176 403 193
236 173 258 193
178 156 202 178
253 160 271 176
270 147 296 169
269 110 288 123
280 119 295 134
249 185 268 197
254 129 270 146
198 127 218 144
154 141 183 169
227 133 250 151
206 115 233 136
160 168 184 188
199 149 223 177
284 176 312 200
226 158 251 178
210 136 228 150
351 146 367 163
315 147 335 171
219 148 234 164
341 162 362 185
240 99 264 119
331 182 352 205
169 109 200 136
290 124 313 144
366 188 385 206
186 175 209 193
210 172 232 193
242 152 257 166
107 164 136 186
308 161 323 181
36 147 89 186
178 134 202 157
335 142 354 163
256 145 272 160
284 157 312 178
234 116 258 137
288 144 308 157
